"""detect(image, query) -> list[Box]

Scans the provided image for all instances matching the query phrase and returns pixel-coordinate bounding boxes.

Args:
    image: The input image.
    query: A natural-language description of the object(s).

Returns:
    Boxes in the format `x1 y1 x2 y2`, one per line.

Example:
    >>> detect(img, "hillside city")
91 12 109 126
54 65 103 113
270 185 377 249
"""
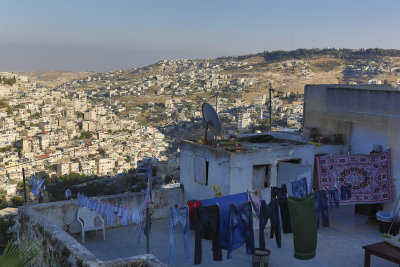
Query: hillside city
2 49 400 205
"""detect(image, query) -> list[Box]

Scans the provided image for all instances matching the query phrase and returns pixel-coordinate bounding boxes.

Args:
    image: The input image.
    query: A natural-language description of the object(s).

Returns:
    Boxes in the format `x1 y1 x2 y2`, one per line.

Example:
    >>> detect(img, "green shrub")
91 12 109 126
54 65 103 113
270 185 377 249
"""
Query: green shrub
11 196 24 207
0 217 15 250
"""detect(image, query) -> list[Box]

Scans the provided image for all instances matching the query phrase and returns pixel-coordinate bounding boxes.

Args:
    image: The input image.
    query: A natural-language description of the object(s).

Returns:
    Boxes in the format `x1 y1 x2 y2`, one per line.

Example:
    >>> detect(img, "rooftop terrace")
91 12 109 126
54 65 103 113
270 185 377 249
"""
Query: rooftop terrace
17 187 399 267
72 205 397 267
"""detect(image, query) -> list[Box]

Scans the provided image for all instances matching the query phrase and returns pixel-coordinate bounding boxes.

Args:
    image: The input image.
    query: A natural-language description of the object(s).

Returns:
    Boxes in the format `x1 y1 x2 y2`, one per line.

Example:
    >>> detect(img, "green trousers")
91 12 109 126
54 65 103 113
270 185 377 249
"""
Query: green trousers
288 193 317 260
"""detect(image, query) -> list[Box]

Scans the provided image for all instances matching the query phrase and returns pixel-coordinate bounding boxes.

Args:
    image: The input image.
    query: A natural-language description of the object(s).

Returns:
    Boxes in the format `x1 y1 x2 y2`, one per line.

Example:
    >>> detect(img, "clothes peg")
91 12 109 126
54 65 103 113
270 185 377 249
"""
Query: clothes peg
217 202 219 207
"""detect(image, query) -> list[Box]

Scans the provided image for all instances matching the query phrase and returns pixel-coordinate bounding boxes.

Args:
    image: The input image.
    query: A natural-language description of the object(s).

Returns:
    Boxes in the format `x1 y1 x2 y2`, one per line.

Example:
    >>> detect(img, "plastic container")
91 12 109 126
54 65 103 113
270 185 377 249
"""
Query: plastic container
376 211 393 222
376 211 393 233
252 248 270 267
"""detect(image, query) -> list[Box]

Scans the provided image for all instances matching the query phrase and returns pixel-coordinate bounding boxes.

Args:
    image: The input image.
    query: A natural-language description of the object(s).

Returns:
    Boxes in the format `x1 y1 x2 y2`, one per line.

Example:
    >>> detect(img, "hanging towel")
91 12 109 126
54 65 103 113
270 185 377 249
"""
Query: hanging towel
200 192 248 251
248 190 262 219
288 193 318 260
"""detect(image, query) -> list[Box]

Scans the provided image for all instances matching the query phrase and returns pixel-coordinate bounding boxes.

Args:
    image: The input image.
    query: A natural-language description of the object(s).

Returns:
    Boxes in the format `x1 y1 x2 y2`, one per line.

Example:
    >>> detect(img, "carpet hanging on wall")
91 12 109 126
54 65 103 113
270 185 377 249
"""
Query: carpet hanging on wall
316 150 393 204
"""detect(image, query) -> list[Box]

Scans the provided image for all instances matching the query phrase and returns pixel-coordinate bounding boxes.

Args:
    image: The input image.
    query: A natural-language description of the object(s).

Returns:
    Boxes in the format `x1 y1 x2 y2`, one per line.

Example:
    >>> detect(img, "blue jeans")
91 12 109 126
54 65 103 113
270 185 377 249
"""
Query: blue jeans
169 205 190 264
314 190 329 228
329 188 339 210
228 202 255 259
340 185 352 200
259 200 281 249
291 178 308 198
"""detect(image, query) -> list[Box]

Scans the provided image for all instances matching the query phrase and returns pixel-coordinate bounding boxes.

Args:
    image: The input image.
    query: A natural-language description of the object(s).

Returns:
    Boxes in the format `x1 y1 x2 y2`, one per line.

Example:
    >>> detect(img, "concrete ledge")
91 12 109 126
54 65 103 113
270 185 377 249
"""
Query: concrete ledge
18 187 182 266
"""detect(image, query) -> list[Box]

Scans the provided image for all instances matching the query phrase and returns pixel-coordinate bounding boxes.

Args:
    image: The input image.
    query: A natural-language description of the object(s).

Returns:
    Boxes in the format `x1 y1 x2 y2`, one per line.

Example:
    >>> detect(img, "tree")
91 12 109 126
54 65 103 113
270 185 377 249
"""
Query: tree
75 112 84 119
79 131 92 139
6 107 12 116
98 147 106 157
11 196 24 207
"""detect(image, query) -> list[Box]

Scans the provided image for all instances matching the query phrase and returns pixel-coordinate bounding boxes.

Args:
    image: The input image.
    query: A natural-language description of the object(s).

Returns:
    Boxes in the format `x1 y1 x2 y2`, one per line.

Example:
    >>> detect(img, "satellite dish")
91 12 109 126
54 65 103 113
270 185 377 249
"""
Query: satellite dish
202 103 222 144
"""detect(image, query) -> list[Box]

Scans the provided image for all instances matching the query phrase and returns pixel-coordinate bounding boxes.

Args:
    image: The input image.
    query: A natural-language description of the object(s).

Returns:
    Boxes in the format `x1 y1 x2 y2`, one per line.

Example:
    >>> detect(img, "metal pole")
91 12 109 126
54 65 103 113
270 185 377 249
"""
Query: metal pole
215 92 219 114
146 206 149 253
22 168 27 203
269 85 272 132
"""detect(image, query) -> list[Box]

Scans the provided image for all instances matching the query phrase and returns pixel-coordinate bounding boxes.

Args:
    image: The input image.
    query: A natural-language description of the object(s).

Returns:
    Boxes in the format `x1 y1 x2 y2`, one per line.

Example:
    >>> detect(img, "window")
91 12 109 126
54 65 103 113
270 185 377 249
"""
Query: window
194 156 208 186
253 164 271 189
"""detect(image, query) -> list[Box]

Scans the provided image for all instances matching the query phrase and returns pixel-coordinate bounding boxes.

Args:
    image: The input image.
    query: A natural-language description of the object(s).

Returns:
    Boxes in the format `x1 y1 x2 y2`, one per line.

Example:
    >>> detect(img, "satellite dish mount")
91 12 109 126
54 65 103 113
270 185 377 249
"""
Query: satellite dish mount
202 103 222 144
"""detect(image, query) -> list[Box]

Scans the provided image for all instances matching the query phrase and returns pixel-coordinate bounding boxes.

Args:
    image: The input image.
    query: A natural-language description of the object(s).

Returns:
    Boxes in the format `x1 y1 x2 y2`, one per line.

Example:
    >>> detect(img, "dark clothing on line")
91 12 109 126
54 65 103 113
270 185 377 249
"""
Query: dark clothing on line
314 190 329 228
288 193 318 260
340 184 352 200
194 205 222 265
200 192 249 250
329 187 339 210
259 199 281 249
271 184 292 234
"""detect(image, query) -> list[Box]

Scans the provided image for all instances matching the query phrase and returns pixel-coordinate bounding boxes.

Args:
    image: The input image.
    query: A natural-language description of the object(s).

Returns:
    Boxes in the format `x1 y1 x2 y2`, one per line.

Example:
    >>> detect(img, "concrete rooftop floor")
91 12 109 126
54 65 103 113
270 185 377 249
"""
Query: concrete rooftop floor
73 206 399 267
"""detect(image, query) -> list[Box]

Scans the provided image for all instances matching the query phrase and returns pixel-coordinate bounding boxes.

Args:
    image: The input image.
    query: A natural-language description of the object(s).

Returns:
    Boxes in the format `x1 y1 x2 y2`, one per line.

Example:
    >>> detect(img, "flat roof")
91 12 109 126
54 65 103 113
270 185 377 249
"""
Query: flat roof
183 131 312 153
73 206 393 266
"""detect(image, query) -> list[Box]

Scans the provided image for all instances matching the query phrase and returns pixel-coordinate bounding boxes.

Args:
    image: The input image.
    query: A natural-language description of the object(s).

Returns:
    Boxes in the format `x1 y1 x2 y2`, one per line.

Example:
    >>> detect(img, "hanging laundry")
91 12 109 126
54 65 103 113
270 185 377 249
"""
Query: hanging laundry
187 200 201 227
314 190 329 228
131 207 142 224
248 190 262 219
227 202 255 259
65 189 71 199
169 204 190 264
259 199 281 249
106 204 116 226
291 177 308 198
117 206 123 218
271 185 292 234
288 193 318 260
316 150 393 204
340 184 352 200
91 199 97 211
121 205 130 226
194 205 222 265
328 187 339 210
77 193 82 207
200 192 248 251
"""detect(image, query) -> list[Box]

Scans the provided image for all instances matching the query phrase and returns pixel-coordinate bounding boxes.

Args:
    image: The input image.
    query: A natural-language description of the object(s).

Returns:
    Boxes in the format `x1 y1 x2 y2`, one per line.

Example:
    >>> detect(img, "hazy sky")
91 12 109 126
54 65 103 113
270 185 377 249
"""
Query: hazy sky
1 0 399 72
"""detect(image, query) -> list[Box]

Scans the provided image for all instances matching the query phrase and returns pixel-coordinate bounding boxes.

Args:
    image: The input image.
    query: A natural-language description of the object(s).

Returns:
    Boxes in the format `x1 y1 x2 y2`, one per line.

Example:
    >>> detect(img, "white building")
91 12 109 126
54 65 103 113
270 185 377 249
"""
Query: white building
303 84 400 213
180 132 347 202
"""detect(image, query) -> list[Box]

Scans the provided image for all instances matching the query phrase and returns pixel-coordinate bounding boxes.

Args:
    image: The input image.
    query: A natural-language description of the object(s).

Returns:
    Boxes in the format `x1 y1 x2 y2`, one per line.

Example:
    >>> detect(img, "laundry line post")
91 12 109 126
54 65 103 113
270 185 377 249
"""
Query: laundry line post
22 168 27 203
146 206 149 254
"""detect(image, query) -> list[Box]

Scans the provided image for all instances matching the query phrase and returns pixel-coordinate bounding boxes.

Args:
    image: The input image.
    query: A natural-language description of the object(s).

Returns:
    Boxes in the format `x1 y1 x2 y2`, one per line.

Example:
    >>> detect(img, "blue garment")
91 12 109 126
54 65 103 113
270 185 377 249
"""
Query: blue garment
169 205 190 264
291 178 308 198
227 202 255 259
121 206 129 226
29 175 35 186
328 187 339 210
314 190 329 228
200 192 248 251
259 199 281 249
340 185 352 200
91 199 97 211
65 189 71 199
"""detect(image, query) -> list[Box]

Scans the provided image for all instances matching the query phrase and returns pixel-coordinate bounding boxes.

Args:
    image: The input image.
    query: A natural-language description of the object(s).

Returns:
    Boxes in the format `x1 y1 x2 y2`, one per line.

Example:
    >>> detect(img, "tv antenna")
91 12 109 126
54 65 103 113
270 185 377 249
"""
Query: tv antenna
201 103 222 144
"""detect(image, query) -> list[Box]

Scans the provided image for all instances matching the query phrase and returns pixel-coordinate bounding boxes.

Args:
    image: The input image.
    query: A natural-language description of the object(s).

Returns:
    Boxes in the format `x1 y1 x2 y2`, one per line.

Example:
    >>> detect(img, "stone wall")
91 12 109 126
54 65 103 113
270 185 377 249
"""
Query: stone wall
30 187 182 234
18 188 181 266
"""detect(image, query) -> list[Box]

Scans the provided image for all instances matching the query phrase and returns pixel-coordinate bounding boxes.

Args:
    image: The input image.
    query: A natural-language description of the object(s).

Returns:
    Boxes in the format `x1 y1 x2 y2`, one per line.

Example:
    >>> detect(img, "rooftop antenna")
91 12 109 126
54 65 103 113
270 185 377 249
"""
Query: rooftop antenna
202 103 222 144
